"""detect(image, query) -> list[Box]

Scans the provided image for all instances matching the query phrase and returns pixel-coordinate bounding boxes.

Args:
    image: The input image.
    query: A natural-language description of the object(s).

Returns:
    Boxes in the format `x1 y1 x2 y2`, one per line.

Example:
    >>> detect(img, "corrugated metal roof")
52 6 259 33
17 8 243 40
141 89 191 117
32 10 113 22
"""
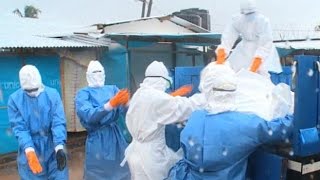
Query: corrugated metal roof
169 16 209 33
0 16 107 48
0 15 212 48
97 15 209 33
62 34 111 47
0 35 105 48
275 40 320 50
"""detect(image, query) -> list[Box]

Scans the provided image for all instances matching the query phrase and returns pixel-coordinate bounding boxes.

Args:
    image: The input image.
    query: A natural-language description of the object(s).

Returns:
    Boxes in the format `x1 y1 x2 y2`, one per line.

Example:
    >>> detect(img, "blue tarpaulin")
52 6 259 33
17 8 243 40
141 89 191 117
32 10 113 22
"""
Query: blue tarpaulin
0 56 21 154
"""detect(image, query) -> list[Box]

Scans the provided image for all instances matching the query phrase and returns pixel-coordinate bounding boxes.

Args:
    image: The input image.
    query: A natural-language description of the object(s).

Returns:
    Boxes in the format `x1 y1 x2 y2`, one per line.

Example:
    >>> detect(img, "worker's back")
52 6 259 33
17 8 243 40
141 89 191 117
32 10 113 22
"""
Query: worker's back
126 86 168 142
166 110 293 180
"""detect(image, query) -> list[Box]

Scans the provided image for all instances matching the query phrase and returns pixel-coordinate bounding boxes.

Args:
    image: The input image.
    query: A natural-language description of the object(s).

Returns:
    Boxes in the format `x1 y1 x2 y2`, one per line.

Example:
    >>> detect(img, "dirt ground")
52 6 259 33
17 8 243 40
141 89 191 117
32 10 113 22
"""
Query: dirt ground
0 146 84 180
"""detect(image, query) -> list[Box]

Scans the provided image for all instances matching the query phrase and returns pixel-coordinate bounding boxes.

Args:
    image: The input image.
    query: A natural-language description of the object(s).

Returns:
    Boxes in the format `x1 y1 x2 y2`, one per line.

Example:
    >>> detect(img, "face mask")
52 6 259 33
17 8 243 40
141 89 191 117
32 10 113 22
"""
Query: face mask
205 90 236 114
87 71 105 87
243 12 256 22
24 87 42 97
19 65 43 97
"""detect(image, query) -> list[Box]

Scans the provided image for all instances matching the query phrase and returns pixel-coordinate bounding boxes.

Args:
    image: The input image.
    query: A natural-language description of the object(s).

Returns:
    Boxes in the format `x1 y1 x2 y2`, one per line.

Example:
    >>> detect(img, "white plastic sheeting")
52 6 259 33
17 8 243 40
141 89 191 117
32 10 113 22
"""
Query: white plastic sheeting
234 69 293 121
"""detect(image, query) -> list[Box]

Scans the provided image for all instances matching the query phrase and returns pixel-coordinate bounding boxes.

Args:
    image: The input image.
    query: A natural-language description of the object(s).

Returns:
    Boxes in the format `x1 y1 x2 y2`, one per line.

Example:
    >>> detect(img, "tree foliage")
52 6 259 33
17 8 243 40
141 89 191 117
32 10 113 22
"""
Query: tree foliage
12 5 41 18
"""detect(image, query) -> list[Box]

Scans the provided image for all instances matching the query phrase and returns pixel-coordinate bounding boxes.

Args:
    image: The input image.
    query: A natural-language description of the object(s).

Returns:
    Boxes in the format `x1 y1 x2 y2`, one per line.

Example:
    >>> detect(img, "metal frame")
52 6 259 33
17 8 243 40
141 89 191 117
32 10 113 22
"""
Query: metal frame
288 160 320 175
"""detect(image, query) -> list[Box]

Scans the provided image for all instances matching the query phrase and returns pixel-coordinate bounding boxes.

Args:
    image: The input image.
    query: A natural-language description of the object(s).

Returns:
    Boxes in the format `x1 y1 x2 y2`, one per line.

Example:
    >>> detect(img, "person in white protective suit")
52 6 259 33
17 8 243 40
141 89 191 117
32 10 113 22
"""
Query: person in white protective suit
122 61 206 180
215 0 282 76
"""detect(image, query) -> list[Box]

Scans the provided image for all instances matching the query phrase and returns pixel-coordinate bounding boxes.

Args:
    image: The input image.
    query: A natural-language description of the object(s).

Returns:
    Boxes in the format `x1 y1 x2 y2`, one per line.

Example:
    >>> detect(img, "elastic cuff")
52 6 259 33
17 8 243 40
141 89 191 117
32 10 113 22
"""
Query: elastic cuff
25 147 35 153
254 56 263 61
55 144 64 153
104 102 114 111
216 45 229 55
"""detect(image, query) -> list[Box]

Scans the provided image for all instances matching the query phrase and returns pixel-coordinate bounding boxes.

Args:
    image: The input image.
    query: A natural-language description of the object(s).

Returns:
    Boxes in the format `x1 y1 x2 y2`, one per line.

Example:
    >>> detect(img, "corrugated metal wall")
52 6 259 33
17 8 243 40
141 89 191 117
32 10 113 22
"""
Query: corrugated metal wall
60 49 96 132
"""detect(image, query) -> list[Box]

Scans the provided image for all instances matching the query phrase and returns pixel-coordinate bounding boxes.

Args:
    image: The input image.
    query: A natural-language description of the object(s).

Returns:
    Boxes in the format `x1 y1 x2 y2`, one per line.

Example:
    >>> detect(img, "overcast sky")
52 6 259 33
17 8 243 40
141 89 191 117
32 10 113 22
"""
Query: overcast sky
1 0 320 32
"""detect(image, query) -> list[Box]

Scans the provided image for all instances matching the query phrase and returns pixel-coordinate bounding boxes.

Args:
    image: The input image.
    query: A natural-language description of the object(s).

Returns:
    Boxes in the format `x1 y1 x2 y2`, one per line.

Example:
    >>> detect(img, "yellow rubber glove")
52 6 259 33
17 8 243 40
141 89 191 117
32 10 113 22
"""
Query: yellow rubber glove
216 48 226 64
250 57 262 73
26 151 43 174
170 85 193 97
109 89 130 108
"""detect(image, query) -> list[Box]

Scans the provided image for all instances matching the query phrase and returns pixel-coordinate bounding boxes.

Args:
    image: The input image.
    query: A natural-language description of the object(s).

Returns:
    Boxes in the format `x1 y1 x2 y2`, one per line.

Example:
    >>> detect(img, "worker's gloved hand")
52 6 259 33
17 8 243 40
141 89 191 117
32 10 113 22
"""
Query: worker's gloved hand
109 89 130 108
170 85 193 97
250 57 262 72
215 48 227 64
26 150 43 174
56 149 67 171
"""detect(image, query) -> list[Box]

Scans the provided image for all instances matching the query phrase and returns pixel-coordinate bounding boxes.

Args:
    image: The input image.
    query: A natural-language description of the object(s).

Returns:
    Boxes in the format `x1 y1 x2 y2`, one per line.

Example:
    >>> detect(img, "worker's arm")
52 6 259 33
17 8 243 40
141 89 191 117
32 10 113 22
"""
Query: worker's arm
75 89 113 126
8 96 35 151
254 17 274 61
75 86 129 127
50 89 67 149
170 85 193 97
8 95 44 174
258 115 294 144
154 92 206 125
114 87 130 115
250 17 274 72
217 16 241 56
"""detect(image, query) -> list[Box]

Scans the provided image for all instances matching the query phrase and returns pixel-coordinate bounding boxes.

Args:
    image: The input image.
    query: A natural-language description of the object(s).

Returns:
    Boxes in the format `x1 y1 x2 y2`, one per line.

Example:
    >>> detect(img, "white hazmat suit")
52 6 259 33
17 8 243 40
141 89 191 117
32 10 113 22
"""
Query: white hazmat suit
123 61 206 180
216 0 282 75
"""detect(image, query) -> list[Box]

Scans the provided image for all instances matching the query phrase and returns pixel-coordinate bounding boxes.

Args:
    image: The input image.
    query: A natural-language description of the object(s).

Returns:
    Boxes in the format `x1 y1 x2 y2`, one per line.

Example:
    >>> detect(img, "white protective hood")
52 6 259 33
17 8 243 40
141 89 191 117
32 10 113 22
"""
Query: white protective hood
143 60 172 91
86 60 105 87
19 65 44 97
199 63 237 114
240 0 257 14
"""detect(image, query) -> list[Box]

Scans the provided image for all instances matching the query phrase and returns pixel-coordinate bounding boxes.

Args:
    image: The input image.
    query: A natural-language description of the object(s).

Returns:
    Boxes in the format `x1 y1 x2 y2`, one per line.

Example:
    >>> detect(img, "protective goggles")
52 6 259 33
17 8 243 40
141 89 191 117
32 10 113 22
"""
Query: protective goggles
212 87 236 92
145 76 173 89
